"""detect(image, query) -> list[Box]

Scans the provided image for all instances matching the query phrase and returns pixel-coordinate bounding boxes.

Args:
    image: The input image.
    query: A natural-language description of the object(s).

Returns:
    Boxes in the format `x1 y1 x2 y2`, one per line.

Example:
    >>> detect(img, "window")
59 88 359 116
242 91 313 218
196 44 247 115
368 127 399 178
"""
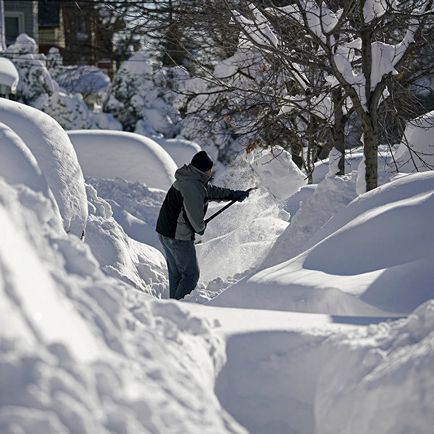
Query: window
5 12 24 45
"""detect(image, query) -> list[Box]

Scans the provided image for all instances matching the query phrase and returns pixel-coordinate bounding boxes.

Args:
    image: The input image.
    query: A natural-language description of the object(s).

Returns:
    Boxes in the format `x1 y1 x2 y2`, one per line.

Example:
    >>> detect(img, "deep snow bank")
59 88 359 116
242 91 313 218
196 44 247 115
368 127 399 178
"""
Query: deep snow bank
316 300 434 434
68 129 177 190
262 173 358 270
0 98 87 236
0 176 245 434
0 121 61 221
85 183 168 297
86 177 166 251
211 172 434 315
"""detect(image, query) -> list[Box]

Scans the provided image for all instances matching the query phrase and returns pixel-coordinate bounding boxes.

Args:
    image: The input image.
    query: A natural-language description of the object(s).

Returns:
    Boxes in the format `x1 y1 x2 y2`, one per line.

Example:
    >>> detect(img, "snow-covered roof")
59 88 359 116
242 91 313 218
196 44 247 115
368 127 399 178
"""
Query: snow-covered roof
0 57 19 91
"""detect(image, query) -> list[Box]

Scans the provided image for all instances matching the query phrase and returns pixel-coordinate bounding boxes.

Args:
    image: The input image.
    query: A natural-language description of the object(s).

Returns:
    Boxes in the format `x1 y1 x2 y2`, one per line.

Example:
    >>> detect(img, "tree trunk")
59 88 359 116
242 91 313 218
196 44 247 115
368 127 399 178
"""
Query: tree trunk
363 118 378 191
332 89 346 175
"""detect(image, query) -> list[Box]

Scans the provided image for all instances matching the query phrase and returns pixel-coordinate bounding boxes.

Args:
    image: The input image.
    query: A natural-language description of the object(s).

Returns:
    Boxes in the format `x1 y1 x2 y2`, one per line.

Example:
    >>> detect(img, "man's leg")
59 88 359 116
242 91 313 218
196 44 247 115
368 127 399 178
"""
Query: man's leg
169 239 200 300
158 234 181 298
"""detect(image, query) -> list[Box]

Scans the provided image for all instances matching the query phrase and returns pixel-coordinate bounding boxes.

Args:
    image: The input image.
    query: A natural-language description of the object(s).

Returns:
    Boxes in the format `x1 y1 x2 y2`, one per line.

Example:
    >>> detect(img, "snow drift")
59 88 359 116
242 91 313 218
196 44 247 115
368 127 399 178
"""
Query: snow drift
0 98 87 236
0 170 244 434
211 172 434 315
68 130 177 190
0 121 61 221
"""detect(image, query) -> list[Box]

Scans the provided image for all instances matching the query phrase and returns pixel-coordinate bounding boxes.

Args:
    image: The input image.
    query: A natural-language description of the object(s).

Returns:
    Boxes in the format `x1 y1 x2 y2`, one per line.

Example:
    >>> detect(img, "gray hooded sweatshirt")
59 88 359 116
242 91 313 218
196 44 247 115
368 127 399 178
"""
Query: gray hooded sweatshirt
156 164 234 240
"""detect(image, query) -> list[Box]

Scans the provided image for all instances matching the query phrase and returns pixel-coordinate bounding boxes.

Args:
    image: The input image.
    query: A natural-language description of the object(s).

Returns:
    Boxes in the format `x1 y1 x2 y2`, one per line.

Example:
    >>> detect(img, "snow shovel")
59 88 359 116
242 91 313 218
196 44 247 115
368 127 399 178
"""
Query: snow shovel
204 187 257 225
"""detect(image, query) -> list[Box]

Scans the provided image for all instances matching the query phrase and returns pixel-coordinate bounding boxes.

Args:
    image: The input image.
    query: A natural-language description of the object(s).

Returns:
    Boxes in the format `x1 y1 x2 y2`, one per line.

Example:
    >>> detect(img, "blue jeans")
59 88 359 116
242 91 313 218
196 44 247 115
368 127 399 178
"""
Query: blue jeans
158 234 200 300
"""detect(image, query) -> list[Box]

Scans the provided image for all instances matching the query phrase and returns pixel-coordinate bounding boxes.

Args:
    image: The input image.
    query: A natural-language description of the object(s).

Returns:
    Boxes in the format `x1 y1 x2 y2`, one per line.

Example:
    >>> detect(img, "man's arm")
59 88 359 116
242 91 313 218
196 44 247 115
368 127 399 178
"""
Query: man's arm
207 184 251 202
206 184 234 201
182 182 207 234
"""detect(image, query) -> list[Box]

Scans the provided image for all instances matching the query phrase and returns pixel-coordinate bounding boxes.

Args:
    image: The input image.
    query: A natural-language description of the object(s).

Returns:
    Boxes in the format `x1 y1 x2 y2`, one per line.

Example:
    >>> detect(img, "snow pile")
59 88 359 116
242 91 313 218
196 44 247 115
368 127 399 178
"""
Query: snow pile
262 173 358 269
0 98 87 236
211 172 434 315
393 110 434 172
317 300 434 434
68 130 177 190
0 168 244 434
87 177 166 251
312 146 395 184
194 300 434 434
85 184 168 297
0 121 60 219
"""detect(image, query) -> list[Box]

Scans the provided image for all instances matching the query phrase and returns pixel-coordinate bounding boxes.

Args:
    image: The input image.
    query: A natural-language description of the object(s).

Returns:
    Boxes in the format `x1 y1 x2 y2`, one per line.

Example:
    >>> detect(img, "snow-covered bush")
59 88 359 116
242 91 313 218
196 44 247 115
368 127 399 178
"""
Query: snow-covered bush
393 110 434 172
5 40 120 131
52 64 110 97
39 92 96 129
38 92 122 131
104 51 187 136
5 34 58 105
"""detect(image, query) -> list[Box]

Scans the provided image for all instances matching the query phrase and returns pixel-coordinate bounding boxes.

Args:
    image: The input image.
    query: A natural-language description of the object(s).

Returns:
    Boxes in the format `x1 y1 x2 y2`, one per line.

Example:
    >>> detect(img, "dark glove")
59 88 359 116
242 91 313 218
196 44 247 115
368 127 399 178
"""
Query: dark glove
231 190 250 202
197 223 207 236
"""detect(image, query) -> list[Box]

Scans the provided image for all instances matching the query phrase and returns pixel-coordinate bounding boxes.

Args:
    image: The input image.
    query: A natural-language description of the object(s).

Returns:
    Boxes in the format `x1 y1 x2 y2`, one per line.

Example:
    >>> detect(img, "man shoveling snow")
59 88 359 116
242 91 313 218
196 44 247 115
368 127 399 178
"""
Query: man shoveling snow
156 151 250 300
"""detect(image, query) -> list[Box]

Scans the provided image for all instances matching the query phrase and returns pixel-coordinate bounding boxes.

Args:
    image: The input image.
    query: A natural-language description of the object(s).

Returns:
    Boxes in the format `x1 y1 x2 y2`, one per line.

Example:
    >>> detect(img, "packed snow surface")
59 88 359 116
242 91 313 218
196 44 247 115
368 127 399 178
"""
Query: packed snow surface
68 130 177 190
0 98 87 236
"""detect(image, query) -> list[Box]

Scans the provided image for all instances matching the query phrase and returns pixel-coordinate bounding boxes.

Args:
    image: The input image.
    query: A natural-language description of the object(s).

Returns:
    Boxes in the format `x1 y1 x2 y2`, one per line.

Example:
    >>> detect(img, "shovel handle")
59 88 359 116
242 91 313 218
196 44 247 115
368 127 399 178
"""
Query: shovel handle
204 186 257 224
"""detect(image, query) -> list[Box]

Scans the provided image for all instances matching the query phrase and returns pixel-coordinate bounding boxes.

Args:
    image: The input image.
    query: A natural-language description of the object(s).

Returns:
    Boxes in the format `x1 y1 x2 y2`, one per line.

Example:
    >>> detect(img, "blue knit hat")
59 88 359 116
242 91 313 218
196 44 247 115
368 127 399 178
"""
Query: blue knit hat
191 151 213 172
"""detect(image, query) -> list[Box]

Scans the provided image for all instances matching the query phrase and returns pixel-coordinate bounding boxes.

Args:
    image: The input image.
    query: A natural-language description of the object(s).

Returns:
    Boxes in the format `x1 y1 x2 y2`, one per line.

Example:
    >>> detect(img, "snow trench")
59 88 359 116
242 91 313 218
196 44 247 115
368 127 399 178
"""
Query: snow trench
215 330 329 434
212 310 425 434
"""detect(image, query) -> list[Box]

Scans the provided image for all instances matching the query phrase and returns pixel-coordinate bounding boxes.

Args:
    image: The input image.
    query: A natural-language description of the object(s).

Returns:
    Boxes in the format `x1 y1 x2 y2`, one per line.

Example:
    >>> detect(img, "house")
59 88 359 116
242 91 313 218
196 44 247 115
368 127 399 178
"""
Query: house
61 0 115 75
3 0 38 46
38 0 65 52
2 1 115 75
